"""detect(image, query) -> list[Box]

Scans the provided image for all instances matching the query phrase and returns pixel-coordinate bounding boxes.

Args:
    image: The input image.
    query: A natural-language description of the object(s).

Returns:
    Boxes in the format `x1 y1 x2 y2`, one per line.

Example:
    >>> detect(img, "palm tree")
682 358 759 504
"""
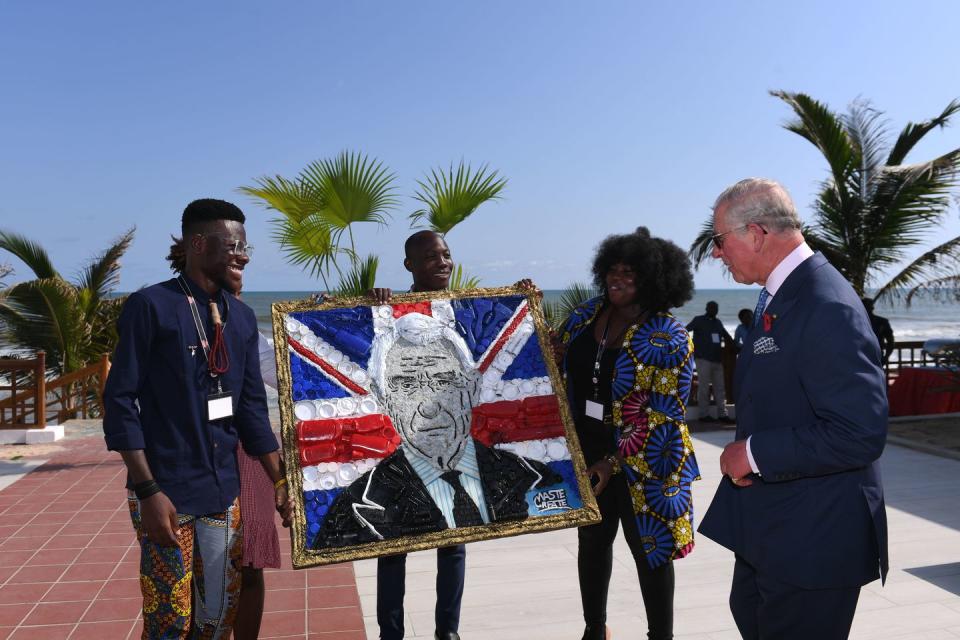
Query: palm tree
690 92 960 303
239 151 399 293
0 228 134 374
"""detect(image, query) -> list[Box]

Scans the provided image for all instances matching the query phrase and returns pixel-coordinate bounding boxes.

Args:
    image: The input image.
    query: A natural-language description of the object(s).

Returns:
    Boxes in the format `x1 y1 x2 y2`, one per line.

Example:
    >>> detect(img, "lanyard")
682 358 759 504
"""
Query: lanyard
176 276 230 384
591 307 647 401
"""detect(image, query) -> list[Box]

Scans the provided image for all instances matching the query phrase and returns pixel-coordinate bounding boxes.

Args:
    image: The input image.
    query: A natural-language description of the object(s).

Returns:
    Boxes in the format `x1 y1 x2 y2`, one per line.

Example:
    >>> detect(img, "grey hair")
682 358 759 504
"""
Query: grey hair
367 312 477 396
712 177 801 233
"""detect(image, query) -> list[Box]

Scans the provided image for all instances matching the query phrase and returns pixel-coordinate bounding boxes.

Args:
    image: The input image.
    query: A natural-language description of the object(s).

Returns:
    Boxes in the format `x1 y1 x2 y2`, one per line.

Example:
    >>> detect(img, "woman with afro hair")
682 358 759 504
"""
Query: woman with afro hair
558 227 700 640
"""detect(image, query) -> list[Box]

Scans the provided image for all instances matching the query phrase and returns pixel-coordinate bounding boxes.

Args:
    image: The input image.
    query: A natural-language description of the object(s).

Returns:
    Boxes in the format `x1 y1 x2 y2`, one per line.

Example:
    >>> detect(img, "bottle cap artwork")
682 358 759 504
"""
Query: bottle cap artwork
271 285 600 568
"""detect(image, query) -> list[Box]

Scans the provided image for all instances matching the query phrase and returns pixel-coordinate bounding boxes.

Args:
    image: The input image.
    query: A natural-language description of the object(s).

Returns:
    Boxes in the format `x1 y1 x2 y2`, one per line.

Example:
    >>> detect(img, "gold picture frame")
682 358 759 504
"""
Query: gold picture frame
271 285 600 568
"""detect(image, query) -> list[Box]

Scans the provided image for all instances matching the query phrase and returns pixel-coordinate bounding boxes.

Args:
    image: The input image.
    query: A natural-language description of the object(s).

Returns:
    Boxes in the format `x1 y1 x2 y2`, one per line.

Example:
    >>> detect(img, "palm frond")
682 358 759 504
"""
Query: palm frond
904 274 960 306
770 90 856 203
448 264 481 290
411 161 507 235
875 234 960 303
887 99 960 166
269 214 339 289
0 229 57 279
300 151 398 231
0 277 87 373
687 218 716 269
238 175 323 223
334 254 379 297
543 282 597 330
76 228 135 304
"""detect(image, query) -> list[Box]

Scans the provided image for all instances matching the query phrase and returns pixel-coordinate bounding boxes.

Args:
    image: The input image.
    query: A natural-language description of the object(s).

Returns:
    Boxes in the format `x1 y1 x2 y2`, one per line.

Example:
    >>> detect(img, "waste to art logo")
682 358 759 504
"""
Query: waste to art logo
534 488 571 512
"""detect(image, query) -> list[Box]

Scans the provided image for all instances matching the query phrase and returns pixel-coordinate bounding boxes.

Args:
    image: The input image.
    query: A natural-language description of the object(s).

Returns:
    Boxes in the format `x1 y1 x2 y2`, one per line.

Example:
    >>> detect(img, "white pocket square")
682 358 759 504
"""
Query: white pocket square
753 336 780 355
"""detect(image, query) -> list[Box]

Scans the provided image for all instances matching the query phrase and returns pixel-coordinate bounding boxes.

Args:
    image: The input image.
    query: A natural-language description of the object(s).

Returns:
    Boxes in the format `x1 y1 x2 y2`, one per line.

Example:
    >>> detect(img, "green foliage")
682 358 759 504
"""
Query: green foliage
334 254 379 297
243 152 507 293
411 161 507 235
448 263 482 290
544 282 597 330
240 151 399 291
0 228 133 374
689 92 960 303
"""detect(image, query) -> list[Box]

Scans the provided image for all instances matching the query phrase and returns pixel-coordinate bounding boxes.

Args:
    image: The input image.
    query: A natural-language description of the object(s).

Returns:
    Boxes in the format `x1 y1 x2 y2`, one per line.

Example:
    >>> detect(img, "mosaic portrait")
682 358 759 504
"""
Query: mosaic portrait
271 286 600 568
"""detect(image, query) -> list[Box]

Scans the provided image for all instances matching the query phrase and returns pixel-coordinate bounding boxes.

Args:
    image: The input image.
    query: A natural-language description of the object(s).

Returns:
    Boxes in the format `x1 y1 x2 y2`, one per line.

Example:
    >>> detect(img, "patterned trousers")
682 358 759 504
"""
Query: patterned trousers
128 495 243 639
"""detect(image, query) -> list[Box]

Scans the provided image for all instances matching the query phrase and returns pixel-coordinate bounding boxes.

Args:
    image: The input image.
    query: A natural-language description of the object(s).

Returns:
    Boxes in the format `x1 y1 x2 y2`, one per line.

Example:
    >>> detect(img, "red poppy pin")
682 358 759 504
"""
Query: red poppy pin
762 312 776 332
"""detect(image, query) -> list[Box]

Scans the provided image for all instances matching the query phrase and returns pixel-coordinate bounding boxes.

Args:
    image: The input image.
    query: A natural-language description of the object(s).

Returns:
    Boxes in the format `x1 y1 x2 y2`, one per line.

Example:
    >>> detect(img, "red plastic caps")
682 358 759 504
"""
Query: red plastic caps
297 414 401 466
391 301 432 318
471 395 564 446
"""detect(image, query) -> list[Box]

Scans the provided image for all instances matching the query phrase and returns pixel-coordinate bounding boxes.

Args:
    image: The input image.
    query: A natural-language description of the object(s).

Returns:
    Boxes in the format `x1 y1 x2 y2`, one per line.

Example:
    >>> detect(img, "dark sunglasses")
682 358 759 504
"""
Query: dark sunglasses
711 224 767 249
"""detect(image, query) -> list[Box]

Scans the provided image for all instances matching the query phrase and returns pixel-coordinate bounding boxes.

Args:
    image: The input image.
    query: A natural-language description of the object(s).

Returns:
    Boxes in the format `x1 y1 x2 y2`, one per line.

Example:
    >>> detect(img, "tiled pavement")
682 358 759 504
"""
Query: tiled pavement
0 436 365 639
3 430 960 639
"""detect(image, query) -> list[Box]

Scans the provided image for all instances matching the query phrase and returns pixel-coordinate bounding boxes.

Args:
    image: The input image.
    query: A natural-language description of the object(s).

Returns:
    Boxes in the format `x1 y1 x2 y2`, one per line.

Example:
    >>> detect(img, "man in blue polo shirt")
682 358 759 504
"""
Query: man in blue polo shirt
103 199 292 639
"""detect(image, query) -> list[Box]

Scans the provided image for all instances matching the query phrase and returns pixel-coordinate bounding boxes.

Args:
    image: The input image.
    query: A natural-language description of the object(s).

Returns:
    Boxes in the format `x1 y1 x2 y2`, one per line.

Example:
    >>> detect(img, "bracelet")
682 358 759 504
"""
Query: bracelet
133 479 162 500
274 477 288 490
604 454 621 475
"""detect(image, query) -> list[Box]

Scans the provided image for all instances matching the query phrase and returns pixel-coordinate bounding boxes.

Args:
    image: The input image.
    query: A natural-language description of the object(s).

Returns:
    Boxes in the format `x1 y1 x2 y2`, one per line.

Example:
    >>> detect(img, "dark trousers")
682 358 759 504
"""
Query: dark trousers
731 556 861 640
578 474 674 640
377 545 466 640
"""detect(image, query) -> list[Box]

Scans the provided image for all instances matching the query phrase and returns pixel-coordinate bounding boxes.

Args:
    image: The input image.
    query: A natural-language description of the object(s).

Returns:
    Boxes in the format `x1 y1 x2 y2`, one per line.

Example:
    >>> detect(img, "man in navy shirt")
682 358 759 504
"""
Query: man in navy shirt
686 301 735 424
103 199 292 639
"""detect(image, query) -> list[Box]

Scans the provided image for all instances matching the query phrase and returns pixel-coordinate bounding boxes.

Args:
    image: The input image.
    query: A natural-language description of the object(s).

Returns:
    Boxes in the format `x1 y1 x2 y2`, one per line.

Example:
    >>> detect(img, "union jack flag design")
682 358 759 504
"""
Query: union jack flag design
280 294 585 547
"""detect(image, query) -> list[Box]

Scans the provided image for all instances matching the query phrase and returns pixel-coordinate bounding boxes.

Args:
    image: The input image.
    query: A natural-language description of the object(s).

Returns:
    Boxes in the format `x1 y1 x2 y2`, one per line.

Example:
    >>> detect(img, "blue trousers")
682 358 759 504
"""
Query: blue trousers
377 545 466 640
731 556 861 640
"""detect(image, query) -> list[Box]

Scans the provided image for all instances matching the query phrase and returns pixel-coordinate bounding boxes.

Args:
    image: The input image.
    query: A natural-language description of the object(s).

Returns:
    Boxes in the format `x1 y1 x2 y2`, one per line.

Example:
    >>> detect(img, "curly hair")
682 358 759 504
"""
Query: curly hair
166 236 186 273
591 226 694 312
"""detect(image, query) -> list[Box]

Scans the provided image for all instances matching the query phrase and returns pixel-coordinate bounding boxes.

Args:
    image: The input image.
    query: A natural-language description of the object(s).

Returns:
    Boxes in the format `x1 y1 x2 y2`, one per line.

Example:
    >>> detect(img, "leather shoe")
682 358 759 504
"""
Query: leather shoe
581 625 611 640
435 632 460 640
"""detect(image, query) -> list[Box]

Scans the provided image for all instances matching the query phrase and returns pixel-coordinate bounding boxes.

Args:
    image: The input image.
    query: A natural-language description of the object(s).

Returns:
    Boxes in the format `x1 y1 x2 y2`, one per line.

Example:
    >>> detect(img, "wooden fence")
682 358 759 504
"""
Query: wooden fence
0 353 111 428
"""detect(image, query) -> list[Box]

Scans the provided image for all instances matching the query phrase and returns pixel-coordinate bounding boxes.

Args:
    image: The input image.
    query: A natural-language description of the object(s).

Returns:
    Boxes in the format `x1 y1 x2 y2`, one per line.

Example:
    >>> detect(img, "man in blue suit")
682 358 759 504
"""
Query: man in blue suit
698 178 888 639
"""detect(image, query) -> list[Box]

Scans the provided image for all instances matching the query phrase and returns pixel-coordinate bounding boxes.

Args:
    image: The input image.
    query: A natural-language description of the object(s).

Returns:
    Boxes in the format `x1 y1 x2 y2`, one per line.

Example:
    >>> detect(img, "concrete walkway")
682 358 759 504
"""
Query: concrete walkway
354 431 960 639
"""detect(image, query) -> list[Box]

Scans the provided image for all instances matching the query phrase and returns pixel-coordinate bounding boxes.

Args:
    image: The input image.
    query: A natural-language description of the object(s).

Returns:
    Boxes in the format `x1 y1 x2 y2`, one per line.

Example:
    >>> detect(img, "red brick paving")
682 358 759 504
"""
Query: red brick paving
0 436 366 639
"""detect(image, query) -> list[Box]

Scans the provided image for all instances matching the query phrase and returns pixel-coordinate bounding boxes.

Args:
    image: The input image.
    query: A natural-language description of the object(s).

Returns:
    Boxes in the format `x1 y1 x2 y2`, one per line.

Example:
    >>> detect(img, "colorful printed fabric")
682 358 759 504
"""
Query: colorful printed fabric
561 296 700 568
128 495 243 639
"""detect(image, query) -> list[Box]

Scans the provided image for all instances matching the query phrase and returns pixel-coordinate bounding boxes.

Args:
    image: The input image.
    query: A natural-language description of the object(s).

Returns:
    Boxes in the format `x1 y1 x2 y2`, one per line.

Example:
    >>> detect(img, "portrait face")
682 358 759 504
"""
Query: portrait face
378 336 479 469
406 234 453 291
198 219 249 294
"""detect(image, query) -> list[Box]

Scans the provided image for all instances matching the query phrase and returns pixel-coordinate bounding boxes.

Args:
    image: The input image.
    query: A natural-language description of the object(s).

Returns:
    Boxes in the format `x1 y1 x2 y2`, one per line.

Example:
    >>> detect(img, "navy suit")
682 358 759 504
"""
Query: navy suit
699 253 888 638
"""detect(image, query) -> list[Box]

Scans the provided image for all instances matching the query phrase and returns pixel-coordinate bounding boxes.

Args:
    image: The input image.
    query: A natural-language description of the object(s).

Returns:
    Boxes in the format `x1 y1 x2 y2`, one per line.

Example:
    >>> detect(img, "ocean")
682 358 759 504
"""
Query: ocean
243 289 960 342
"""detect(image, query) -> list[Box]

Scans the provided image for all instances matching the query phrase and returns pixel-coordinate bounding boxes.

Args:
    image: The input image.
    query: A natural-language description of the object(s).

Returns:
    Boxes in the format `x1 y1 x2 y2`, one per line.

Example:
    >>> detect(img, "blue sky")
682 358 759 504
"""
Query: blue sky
1 1 958 291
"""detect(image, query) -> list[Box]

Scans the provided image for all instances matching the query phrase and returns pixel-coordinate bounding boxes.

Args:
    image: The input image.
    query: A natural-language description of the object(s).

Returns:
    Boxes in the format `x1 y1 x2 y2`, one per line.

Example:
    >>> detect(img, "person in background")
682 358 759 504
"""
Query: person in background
163 226 286 640
733 308 753 352
686 301 735 424
863 297 895 365
559 226 699 640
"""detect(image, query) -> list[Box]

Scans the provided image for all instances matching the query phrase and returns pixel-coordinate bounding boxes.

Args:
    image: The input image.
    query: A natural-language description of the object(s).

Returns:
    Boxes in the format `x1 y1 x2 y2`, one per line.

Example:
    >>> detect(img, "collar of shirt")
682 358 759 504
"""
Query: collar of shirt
764 242 815 299
406 437 481 487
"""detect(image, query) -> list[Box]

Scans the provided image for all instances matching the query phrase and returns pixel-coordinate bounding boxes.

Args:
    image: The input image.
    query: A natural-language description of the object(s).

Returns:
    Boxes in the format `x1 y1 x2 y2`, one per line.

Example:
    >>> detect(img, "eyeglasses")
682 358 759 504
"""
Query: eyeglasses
711 224 767 249
201 235 254 258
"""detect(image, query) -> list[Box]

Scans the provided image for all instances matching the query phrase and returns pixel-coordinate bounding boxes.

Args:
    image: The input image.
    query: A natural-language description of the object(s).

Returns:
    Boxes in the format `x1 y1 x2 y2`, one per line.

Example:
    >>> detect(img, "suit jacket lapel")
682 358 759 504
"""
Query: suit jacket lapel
732 252 826 398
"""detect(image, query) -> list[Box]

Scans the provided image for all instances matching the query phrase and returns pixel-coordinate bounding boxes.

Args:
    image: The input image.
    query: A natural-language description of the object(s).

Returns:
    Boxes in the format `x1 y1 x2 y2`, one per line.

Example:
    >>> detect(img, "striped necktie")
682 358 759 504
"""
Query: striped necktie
752 288 770 329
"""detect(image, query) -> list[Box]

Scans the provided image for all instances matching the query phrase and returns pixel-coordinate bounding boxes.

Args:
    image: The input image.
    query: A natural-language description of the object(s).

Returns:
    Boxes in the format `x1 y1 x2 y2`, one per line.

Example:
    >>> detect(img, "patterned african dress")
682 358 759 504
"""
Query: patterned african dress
561 296 700 568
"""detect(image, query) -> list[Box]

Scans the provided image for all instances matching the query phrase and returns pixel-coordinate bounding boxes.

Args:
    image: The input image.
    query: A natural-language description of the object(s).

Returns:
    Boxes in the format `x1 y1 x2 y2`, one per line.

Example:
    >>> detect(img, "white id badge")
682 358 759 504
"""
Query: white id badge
585 399 604 421
711 333 721 344
207 391 233 421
